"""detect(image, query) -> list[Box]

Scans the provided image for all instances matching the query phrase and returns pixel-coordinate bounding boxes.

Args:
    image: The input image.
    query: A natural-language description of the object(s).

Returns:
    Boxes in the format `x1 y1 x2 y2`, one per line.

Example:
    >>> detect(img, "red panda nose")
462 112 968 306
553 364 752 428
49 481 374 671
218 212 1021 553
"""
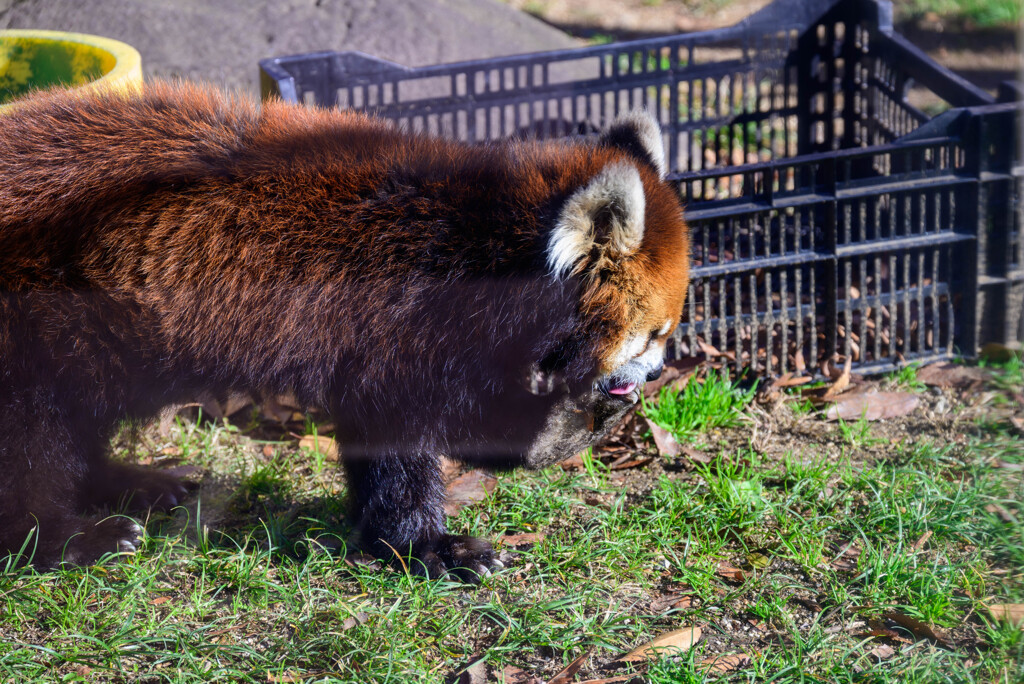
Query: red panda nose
645 365 664 382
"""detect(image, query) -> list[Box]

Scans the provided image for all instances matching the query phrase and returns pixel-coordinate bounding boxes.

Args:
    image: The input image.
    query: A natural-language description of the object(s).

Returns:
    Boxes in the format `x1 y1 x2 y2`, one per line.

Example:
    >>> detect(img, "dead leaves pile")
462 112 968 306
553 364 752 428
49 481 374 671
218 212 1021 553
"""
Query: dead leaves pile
459 626 754 684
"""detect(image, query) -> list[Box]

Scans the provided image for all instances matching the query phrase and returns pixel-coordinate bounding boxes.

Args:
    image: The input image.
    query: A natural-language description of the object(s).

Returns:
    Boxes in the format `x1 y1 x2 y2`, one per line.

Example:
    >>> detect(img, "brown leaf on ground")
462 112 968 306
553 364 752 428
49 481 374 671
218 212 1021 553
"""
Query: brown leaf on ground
868 644 896 661
608 454 655 470
986 604 1024 628
500 532 545 547
860 618 912 644
444 470 497 515
831 541 861 571
825 391 920 421
546 648 591 684
576 677 632 684
882 611 953 649
496 664 542 684
618 626 702 662
992 459 1024 472
267 673 301 683
643 358 701 398
984 503 1017 523
440 456 462 482
340 612 369 631
699 652 752 674
645 418 681 457
823 356 853 399
298 434 339 461
916 362 989 389
559 452 586 470
650 593 695 613
260 395 294 422
770 373 814 389
910 530 932 552
716 561 747 583
680 445 712 465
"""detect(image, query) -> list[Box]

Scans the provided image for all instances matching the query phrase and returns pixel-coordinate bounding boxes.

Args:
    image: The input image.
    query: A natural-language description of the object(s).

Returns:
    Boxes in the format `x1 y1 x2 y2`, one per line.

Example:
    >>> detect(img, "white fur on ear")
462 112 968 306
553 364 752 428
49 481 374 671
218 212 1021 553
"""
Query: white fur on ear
602 110 667 178
547 161 646 279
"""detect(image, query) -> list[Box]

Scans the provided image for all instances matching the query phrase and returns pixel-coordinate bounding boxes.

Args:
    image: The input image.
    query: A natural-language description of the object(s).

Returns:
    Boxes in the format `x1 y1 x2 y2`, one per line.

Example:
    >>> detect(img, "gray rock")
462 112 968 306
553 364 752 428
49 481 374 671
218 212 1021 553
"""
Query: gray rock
1 0 577 96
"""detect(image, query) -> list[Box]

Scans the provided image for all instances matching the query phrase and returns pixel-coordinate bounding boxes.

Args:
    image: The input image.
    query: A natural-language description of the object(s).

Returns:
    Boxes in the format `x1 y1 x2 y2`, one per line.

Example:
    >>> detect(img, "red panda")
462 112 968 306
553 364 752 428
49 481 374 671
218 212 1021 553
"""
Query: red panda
0 82 689 579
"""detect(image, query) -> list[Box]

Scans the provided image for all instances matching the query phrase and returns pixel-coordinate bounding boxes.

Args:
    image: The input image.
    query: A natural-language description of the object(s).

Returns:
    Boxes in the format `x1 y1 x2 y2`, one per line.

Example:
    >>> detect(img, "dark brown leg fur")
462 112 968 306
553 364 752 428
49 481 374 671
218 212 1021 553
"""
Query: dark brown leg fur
83 462 190 513
343 452 500 582
0 386 145 568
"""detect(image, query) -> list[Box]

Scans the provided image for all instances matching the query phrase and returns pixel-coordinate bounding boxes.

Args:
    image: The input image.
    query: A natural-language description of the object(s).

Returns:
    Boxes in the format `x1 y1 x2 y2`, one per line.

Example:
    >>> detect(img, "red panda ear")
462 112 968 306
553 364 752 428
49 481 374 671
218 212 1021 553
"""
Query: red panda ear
547 161 645 279
599 110 667 179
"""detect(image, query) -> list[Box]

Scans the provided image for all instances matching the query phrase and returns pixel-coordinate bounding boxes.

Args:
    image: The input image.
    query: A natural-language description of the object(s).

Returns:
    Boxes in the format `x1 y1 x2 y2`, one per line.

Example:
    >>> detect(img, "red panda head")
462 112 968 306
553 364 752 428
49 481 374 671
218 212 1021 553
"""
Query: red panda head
546 111 690 403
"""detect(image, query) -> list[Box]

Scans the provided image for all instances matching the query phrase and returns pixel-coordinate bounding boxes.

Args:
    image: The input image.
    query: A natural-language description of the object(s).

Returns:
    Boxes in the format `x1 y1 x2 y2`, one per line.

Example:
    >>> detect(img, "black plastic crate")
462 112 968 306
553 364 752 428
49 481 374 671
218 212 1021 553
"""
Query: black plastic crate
260 0 1023 376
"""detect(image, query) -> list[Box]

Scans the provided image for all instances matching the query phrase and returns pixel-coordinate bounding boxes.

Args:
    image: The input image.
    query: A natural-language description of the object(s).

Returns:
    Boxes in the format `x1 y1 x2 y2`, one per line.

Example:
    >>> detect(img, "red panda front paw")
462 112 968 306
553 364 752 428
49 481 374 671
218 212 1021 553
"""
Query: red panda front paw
87 463 191 513
60 516 144 566
411 534 503 583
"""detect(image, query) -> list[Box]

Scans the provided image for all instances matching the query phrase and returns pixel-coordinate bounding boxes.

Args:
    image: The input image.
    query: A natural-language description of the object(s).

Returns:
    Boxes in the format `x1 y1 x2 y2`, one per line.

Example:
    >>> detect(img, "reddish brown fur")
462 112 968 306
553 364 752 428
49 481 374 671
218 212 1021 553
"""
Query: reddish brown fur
0 81 688 575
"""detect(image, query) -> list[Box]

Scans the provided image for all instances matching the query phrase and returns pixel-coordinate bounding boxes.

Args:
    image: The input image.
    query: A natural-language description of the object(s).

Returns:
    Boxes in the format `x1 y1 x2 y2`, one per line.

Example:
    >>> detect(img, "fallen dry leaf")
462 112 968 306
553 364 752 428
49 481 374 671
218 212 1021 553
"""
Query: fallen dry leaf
992 459 1024 472
149 596 172 606
340 612 369 631
825 391 920 421
608 455 654 470
559 452 586 470
987 604 1024 628
883 611 953 649
645 418 681 457
771 373 814 389
495 664 542 684
546 649 591 684
868 644 896 661
823 358 851 399
444 470 497 515
500 532 545 547
910 530 932 552
650 592 695 613
699 652 752 674
794 349 806 373
831 541 861 571
680 445 712 465
298 434 339 461
619 626 702 662
643 358 701 398
72 665 92 677
984 503 1017 523
267 673 301 683
260 394 294 422
576 677 632 684
716 561 747 582
917 362 989 389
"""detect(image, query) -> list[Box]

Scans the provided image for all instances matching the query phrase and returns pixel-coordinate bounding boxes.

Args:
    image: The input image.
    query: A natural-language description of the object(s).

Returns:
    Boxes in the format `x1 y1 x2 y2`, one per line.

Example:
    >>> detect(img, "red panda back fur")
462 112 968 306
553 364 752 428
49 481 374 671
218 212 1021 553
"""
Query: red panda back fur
0 81 689 576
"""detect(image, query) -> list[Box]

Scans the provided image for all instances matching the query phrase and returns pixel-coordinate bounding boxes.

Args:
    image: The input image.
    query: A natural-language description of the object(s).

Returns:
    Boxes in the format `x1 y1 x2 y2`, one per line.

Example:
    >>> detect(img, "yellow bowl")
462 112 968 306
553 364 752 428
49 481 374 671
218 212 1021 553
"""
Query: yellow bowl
0 29 142 113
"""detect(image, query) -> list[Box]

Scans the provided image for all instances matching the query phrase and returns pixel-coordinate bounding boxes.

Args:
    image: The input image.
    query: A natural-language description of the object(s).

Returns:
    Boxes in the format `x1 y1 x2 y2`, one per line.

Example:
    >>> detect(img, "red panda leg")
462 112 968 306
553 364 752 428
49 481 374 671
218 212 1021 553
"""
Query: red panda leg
342 452 500 581
83 461 190 514
0 388 144 568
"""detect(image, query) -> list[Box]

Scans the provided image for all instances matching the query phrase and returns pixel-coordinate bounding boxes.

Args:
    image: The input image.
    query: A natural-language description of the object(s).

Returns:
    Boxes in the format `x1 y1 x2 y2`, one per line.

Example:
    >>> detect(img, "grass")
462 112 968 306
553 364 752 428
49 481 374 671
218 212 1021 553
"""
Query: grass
0 364 1022 682
642 369 756 442
896 0 1022 27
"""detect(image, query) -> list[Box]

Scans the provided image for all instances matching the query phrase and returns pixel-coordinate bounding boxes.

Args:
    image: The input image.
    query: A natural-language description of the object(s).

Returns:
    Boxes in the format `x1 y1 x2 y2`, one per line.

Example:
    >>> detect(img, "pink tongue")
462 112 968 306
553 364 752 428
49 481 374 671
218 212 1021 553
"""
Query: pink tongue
608 381 637 396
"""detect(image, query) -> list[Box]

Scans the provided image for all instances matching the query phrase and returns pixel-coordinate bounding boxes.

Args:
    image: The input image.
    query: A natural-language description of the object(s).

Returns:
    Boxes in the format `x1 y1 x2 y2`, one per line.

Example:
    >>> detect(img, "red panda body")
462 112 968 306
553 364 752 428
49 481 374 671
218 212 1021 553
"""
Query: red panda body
0 82 689 577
